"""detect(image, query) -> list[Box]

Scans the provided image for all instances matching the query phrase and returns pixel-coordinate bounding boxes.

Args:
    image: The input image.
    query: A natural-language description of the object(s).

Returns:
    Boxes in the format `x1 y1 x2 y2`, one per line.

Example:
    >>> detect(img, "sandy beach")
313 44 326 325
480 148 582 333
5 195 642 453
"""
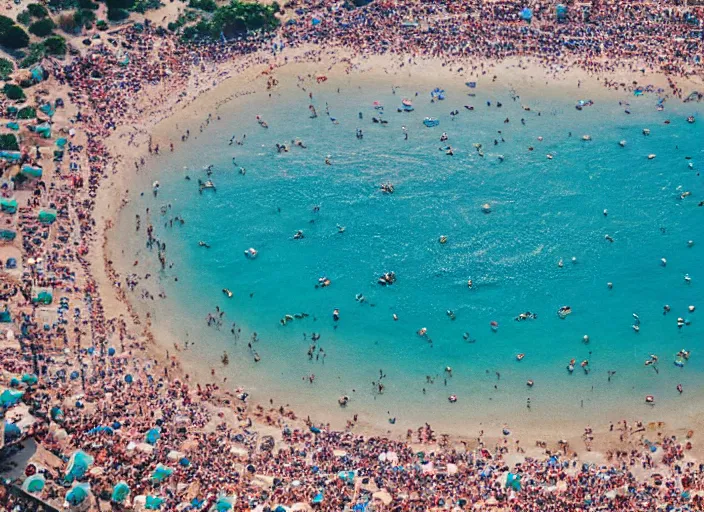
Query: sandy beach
1 3 704 508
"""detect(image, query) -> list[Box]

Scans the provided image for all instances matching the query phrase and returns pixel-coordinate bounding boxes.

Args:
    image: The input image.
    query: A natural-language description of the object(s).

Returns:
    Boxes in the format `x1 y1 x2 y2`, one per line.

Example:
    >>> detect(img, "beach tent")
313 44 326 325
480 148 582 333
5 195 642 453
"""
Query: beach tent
39 104 55 118
0 388 23 406
4 421 21 442
111 481 130 503
66 482 91 506
0 150 21 162
145 495 165 509
38 209 57 224
30 65 45 83
64 449 94 483
506 472 522 491
56 137 67 148
150 464 173 483
21 373 38 386
31 289 53 305
34 123 51 138
6 122 19 131
520 7 533 21
0 308 11 322
214 495 235 511
556 4 568 21
1 197 17 213
0 229 16 241
21 165 43 179
22 473 46 493
146 427 161 444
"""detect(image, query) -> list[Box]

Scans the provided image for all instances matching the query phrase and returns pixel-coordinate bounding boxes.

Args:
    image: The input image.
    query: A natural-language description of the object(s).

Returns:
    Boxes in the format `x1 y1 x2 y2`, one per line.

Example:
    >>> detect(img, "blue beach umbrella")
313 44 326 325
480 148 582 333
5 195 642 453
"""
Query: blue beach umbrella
125 374 133 384
0 388 23 406
150 464 173 483
111 481 130 503
146 427 161 445
312 492 324 504
66 483 91 505
4 421 21 441
145 496 165 509
215 495 235 511
520 7 532 21
22 474 46 493
108 347 116 356
64 450 94 483
21 373 38 385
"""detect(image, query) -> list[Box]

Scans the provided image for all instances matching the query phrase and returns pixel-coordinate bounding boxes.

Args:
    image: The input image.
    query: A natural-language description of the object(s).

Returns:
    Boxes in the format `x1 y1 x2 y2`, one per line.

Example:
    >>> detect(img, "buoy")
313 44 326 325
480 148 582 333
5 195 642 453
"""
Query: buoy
645 395 654 403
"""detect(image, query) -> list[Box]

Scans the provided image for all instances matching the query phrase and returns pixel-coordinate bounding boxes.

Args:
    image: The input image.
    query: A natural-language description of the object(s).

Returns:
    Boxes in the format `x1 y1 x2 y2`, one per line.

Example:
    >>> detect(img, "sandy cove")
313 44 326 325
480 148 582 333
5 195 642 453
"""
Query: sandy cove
72 41 704 464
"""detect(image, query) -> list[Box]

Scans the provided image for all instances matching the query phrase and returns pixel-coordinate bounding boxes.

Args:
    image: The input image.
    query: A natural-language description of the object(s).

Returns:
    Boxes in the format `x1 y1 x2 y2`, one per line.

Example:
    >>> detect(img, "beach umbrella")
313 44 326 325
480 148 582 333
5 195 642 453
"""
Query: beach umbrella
9 377 20 387
66 482 91 505
70 371 79 380
125 374 133 384
150 464 174 483
65 450 94 483
108 347 116 356
312 492 324 504
111 481 130 503
22 473 46 493
50 406 64 421
309 426 321 434
520 7 532 21
0 388 23 406
215 495 235 511
4 421 21 441
145 495 165 509
146 427 161 445
21 373 38 385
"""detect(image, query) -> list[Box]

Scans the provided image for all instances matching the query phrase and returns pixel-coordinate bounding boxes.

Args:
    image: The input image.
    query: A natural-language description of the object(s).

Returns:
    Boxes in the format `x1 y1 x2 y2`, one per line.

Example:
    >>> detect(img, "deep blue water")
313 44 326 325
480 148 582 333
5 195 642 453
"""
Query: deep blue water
114 77 704 433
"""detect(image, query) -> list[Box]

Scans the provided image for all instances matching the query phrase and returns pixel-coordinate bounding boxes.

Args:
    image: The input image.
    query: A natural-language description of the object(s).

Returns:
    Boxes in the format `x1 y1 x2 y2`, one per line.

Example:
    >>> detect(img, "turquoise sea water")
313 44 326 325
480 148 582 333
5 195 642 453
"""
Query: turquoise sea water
114 76 704 434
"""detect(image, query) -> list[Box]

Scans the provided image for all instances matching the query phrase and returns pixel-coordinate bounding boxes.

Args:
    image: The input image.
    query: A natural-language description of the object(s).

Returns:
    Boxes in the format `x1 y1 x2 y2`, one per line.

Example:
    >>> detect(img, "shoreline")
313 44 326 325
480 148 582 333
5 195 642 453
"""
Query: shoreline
97 47 704 452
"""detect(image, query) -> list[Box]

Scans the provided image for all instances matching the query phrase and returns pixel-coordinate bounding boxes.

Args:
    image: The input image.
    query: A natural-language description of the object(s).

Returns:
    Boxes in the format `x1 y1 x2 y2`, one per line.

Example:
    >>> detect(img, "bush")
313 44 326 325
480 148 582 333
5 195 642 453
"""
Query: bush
107 8 129 21
0 134 19 151
106 0 134 9
96 19 108 30
17 11 32 26
19 43 45 67
43 35 66 55
29 17 55 36
17 106 36 119
48 0 78 10
0 15 15 32
3 84 25 100
27 3 49 18
78 0 99 8
0 25 30 49
0 58 13 80
189 0 216 12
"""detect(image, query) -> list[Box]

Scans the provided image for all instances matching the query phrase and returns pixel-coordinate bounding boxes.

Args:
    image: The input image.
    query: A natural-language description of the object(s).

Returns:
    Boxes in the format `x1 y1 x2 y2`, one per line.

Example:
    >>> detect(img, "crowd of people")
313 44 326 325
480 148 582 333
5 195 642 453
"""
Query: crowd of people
1 0 703 509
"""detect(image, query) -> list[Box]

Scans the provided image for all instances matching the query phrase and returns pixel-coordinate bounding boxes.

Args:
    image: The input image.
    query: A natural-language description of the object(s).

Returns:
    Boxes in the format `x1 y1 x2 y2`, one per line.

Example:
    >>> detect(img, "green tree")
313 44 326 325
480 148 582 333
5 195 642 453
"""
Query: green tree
17 106 36 119
29 17 56 36
0 25 30 49
17 11 32 26
0 134 19 151
210 1 279 39
0 57 13 80
3 84 25 101
43 35 66 55
107 8 130 21
27 3 49 18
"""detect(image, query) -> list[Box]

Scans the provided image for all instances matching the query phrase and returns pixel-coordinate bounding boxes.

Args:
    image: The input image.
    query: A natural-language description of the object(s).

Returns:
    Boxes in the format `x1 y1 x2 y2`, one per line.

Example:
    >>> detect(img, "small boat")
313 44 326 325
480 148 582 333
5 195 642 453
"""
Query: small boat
527 380 534 387
402 99 413 107
418 327 427 337
464 105 474 111
648 154 656 160
448 394 458 403
198 179 216 192
481 203 491 213
557 306 572 319
582 135 592 141
516 353 525 361
645 395 655 404
222 288 233 298
244 247 258 259
687 115 695 124
438 235 448 244
642 128 650 135
490 320 499 331
423 117 439 127
619 140 626 147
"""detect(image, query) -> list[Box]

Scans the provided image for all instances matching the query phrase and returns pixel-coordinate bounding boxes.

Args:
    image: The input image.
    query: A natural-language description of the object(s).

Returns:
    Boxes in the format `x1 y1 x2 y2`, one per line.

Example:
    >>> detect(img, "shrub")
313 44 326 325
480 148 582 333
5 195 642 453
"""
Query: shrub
189 0 216 12
0 58 13 80
106 0 134 9
0 25 30 49
77 9 96 24
17 11 32 26
19 43 45 67
107 8 129 21
0 134 19 151
57 12 78 32
27 3 49 18
0 15 15 32
78 0 99 9
17 106 36 119
48 0 78 10
3 84 25 100
96 19 108 30
43 35 66 55
29 18 55 36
